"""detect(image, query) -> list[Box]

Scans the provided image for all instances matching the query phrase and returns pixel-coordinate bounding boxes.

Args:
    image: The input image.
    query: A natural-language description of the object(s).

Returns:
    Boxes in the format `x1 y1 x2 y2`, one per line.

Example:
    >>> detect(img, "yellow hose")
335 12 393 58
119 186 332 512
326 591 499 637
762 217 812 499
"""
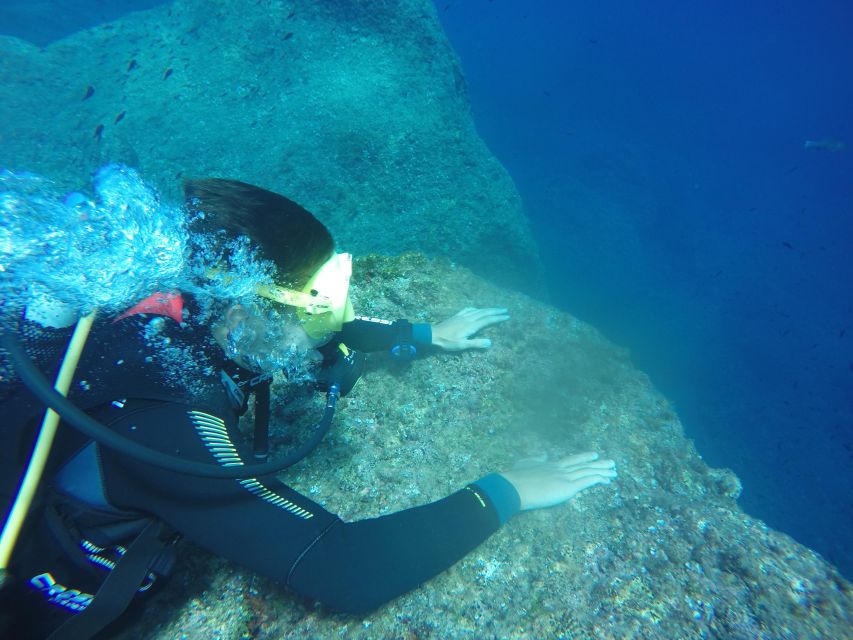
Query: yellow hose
0 311 96 570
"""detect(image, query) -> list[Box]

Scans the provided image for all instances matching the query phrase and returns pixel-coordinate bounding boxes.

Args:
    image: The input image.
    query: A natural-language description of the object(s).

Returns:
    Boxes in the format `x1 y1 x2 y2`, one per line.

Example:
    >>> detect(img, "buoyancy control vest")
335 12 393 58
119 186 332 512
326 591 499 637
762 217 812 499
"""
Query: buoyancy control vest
0 293 329 639
0 295 244 636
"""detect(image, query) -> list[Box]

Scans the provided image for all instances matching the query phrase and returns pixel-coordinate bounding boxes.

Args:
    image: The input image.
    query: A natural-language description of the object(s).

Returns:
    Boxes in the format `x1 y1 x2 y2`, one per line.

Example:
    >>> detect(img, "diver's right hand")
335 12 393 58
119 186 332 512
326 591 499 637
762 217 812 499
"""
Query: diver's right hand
499 452 617 511
431 307 509 351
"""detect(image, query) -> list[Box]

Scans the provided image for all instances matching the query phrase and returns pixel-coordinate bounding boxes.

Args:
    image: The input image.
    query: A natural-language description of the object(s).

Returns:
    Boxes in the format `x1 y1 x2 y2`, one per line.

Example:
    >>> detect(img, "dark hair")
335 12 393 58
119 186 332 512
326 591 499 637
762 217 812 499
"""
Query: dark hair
184 179 335 288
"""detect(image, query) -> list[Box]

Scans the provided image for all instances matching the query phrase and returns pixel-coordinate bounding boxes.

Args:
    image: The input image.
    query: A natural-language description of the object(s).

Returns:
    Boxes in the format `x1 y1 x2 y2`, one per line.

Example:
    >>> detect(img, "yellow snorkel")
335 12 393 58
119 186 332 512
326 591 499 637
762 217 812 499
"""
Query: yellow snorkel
255 252 355 340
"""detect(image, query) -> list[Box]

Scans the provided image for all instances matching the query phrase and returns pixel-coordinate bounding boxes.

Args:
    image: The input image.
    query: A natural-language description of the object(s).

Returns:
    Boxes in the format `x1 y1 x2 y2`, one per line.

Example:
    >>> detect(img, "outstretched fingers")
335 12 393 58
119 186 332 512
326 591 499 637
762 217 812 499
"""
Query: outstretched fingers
556 452 602 467
557 452 617 485
466 307 510 332
453 308 509 348
563 466 618 482
466 337 493 349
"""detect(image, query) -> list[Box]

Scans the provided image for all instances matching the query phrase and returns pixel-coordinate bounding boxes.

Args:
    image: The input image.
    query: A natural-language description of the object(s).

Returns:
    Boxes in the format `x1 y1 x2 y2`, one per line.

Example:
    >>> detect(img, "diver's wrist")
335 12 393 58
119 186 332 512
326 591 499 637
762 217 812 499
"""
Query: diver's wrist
411 322 432 347
473 473 521 524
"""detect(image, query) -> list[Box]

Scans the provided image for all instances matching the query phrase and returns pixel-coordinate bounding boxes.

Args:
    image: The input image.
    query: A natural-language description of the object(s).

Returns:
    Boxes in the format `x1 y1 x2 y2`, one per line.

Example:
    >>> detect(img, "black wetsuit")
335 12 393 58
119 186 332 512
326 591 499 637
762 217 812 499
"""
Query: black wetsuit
1 297 519 636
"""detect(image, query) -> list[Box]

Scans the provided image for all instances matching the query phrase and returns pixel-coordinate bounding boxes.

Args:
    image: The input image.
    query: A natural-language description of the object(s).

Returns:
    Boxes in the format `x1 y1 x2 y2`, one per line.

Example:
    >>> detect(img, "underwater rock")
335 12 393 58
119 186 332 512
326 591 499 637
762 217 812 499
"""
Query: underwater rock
0 0 541 292
109 254 851 640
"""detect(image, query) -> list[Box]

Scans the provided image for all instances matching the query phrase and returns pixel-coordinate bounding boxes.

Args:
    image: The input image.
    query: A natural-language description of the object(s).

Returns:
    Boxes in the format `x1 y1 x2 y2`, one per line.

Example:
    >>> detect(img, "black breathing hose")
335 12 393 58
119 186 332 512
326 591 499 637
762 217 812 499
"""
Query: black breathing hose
1 331 338 479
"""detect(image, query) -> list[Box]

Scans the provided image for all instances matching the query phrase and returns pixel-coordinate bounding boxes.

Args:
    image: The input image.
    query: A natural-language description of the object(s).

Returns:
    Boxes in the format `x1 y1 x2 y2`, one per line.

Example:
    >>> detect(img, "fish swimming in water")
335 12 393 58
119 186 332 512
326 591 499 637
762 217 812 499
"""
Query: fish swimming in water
83 85 94 100
804 139 846 152
94 124 104 140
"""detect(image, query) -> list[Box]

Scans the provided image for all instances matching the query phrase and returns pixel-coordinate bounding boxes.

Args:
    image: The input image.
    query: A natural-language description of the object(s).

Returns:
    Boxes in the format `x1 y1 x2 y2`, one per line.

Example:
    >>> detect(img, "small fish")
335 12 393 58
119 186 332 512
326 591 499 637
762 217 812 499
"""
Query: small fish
840 329 846 339
712 270 722 278
83 85 95 100
163 67 173 80
782 241 793 249
283 32 294 40
804 139 846 152
127 59 138 71
94 124 104 141
114 111 126 124
748 207 757 212
286 10 296 19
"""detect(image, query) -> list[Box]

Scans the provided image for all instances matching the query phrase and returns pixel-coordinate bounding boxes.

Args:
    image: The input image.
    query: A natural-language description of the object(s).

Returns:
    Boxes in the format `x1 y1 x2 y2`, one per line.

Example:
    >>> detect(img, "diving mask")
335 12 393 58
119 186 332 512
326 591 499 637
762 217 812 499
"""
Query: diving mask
255 252 355 340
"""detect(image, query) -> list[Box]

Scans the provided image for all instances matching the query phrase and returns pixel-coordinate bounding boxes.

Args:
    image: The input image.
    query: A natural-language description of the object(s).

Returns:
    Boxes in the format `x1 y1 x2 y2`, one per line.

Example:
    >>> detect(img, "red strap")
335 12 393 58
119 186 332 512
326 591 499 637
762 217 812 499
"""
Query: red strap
114 292 183 324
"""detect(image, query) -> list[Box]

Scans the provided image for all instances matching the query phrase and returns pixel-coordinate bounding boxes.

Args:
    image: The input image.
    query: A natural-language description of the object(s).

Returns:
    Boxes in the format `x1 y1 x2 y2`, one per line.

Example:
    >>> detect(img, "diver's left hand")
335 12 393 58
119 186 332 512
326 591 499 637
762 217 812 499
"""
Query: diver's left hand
431 307 509 351
499 452 617 511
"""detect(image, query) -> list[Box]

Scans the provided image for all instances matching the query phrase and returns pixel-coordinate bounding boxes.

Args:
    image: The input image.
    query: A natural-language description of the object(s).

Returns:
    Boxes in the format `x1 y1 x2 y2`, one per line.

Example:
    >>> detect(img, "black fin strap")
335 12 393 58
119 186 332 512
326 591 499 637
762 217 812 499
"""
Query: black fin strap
49 519 169 640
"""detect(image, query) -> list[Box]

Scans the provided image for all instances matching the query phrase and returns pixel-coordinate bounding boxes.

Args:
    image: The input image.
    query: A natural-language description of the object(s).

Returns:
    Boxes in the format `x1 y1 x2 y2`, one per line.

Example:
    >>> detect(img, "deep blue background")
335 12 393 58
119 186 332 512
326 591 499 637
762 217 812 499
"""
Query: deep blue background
435 0 853 576
2 0 851 576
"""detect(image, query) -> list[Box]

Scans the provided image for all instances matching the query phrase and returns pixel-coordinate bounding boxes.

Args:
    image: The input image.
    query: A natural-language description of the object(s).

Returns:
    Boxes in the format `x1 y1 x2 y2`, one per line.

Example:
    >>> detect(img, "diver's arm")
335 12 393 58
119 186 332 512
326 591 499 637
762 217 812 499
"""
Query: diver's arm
95 401 612 614
91 402 612 615
285 474 520 613
337 317 432 353
286 455 616 613
337 307 509 354
95 402 519 613
89 400 512 610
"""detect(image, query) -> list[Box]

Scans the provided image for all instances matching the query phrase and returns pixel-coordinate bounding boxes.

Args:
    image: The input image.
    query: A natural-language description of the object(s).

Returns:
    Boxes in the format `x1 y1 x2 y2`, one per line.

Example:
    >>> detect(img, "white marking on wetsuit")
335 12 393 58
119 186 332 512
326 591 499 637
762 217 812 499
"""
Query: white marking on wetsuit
355 315 393 325
29 573 94 612
187 411 313 519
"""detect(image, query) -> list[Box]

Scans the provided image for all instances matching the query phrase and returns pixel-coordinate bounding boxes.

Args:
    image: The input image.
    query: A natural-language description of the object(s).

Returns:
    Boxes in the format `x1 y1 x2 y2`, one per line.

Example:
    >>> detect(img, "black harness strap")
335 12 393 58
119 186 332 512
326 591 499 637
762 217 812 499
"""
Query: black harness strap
43 503 102 578
252 379 271 462
48 519 170 640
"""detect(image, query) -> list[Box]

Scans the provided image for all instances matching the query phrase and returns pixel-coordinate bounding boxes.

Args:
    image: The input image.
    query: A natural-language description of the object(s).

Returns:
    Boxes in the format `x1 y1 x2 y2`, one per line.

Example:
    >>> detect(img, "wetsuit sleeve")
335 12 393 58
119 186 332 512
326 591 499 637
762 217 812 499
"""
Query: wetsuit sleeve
287 478 519 612
337 318 432 353
94 399 514 613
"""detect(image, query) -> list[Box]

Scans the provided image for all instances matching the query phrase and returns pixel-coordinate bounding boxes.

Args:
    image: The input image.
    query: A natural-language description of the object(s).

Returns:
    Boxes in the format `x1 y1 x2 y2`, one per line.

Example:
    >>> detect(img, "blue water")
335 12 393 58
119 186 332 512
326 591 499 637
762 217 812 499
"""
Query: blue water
436 0 853 576
1 0 851 578
0 0 166 47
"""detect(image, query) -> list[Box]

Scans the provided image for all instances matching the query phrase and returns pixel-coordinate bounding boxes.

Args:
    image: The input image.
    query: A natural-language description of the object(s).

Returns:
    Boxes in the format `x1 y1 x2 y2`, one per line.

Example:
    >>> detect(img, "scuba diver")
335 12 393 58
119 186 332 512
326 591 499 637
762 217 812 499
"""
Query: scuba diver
0 177 617 639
